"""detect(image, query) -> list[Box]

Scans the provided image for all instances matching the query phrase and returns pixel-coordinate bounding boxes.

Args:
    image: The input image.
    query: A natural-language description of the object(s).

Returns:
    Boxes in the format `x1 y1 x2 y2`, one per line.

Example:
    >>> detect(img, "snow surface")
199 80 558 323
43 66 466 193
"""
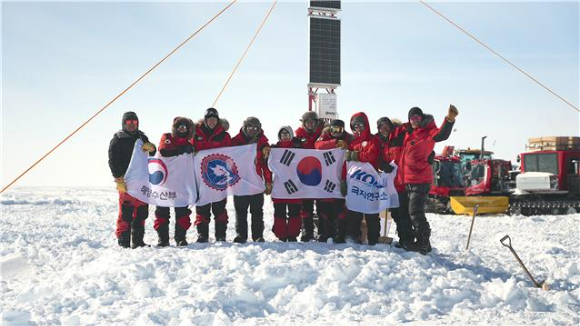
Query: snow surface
1 188 579 325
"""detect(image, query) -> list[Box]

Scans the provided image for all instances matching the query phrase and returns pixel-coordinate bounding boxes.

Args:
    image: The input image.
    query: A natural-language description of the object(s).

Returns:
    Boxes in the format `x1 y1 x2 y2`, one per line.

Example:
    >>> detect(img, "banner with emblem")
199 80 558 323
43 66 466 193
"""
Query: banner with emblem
268 148 345 199
194 144 265 206
124 139 198 206
345 161 399 214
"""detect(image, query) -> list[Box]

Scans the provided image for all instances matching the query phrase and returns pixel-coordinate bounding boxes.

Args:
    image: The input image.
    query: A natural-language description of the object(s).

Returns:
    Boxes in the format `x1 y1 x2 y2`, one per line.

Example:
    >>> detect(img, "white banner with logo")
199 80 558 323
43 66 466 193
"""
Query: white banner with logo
268 148 345 199
345 161 399 214
194 144 265 206
125 139 198 206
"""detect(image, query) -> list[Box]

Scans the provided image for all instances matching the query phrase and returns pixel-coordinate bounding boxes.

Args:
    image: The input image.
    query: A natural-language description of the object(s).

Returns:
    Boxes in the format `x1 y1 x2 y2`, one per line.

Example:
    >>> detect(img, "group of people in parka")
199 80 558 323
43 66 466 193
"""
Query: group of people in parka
108 105 458 254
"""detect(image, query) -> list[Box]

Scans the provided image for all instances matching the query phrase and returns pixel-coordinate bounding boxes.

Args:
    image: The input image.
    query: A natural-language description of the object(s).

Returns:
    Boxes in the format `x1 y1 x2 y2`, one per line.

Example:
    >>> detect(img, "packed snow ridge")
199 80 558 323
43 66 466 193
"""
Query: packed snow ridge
1 188 579 325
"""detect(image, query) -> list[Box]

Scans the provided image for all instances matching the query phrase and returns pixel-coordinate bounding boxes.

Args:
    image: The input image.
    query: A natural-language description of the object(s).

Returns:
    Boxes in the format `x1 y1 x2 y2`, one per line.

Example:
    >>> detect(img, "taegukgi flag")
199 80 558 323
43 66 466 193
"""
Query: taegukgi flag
346 161 399 214
124 139 197 206
268 148 345 199
194 144 265 206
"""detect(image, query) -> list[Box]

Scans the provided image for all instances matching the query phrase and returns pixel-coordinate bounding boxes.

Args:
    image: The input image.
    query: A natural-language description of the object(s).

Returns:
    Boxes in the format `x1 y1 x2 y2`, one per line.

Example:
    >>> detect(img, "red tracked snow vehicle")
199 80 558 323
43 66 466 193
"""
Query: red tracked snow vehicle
453 137 580 216
426 147 466 213
509 149 580 215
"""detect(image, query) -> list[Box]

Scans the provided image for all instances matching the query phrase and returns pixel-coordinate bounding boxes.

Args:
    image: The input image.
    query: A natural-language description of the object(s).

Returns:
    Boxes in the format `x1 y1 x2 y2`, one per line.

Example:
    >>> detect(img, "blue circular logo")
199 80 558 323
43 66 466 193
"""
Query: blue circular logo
201 154 241 191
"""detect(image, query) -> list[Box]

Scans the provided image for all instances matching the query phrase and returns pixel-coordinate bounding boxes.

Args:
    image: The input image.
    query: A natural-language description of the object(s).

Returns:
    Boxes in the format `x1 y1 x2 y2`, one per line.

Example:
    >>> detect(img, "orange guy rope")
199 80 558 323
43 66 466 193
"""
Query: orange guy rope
212 0 278 107
1 1 238 194
419 0 579 112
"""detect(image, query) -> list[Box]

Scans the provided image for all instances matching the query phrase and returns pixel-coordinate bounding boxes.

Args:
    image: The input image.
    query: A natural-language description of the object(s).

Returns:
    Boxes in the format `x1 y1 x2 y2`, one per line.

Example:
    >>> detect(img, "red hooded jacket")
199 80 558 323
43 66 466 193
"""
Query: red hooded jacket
295 123 324 149
158 117 194 157
193 120 231 151
348 112 380 169
231 128 272 183
377 123 410 192
401 114 454 184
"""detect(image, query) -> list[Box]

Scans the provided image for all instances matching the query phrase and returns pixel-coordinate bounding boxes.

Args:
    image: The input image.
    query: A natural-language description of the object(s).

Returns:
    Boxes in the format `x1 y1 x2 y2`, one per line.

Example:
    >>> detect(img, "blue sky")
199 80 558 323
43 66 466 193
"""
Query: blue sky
2 1 578 188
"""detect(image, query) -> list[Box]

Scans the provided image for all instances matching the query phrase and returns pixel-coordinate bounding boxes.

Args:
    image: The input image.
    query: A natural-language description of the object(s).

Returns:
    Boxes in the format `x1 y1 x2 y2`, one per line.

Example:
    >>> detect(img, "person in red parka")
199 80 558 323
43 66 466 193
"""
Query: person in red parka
402 105 458 254
344 112 382 245
154 117 195 247
231 117 272 243
271 126 303 242
295 111 325 242
193 108 232 242
314 119 352 243
376 117 414 250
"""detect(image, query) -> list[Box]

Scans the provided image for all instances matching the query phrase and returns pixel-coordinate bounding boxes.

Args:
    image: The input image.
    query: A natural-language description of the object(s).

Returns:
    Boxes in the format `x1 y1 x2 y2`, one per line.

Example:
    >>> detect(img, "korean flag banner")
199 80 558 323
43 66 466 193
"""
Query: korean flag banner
268 148 345 199
345 161 399 214
194 144 265 206
124 139 197 206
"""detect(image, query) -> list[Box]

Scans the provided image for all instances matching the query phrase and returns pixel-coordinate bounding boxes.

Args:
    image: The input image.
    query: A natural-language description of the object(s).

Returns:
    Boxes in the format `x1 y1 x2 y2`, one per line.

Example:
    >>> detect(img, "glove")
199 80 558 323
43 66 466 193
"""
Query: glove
115 177 126 193
346 151 359 162
336 140 348 149
176 145 194 155
264 183 272 195
340 180 347 197
262 146 271 159
380 161 395 173
446 104 459 122
142 142 156 153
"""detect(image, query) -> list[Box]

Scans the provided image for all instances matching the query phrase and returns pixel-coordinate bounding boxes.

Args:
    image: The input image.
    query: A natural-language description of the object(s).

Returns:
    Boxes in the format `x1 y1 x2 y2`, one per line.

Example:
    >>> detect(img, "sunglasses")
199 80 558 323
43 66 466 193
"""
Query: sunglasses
247 126 260 132
410 115 423 122
125 119 138 125
353 122 365 130
330 126 344 133
177 124 188 130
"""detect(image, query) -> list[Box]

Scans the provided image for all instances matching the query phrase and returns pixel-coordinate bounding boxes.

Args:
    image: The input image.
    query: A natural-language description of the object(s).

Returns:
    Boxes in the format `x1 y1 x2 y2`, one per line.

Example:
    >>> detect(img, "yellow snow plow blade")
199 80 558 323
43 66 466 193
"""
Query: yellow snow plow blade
450 196 509 215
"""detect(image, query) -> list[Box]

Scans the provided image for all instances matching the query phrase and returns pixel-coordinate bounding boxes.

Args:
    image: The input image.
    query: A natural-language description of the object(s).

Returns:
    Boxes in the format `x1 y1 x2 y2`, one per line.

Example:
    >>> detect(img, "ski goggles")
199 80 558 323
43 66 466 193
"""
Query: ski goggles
410 115 423 123
330 126 344 134
125 119 138 125
352 122 365 130
177 124 188 130
246 126 260 132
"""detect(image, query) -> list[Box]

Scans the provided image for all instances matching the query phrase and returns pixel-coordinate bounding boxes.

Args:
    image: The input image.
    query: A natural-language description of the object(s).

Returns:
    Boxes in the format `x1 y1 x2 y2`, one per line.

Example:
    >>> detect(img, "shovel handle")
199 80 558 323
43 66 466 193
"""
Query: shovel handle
500 235 511 248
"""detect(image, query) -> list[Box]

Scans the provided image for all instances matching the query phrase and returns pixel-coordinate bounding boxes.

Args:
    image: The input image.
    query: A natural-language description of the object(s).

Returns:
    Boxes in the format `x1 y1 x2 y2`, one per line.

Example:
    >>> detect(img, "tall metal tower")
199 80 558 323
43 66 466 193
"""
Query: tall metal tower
308 1 341 120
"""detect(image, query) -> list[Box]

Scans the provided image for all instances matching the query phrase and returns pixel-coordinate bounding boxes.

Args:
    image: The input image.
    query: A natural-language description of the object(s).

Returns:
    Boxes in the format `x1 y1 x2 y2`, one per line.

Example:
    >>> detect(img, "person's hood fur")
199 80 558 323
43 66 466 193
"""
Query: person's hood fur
172 116 194 138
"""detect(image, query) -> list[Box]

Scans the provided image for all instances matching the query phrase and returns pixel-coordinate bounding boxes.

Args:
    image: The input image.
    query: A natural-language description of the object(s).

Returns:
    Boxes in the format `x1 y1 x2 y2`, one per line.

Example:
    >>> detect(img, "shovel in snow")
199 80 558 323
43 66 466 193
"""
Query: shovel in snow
465 204 479 250
500 235 549 291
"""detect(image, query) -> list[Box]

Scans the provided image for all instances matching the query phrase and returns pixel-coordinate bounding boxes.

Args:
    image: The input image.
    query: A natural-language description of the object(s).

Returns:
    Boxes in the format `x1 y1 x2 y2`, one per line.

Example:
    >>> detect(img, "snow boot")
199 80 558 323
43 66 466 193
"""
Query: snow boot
254 237 265 243
407 229 431 255
300 217 315 242
175 225 188 247
118 232 130 248
215 221 227 242
131 228 148 249
196 223 209 243
233 235 247 244
156 223 170 247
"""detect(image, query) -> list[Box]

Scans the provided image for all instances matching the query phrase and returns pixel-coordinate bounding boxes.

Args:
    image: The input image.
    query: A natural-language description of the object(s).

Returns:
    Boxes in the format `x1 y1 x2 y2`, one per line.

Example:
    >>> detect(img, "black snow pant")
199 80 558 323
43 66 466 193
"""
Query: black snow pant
195 198 228 240
389 190 414 244
154 206 192 244
317 199 347 241
346 210 381 245
406 183 431 234
234 193 265 241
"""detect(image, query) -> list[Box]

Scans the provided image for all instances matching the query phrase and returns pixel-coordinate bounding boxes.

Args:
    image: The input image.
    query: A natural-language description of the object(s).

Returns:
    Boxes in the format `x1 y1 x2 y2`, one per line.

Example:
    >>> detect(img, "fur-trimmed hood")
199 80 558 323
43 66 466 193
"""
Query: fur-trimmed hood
172 116 194 138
